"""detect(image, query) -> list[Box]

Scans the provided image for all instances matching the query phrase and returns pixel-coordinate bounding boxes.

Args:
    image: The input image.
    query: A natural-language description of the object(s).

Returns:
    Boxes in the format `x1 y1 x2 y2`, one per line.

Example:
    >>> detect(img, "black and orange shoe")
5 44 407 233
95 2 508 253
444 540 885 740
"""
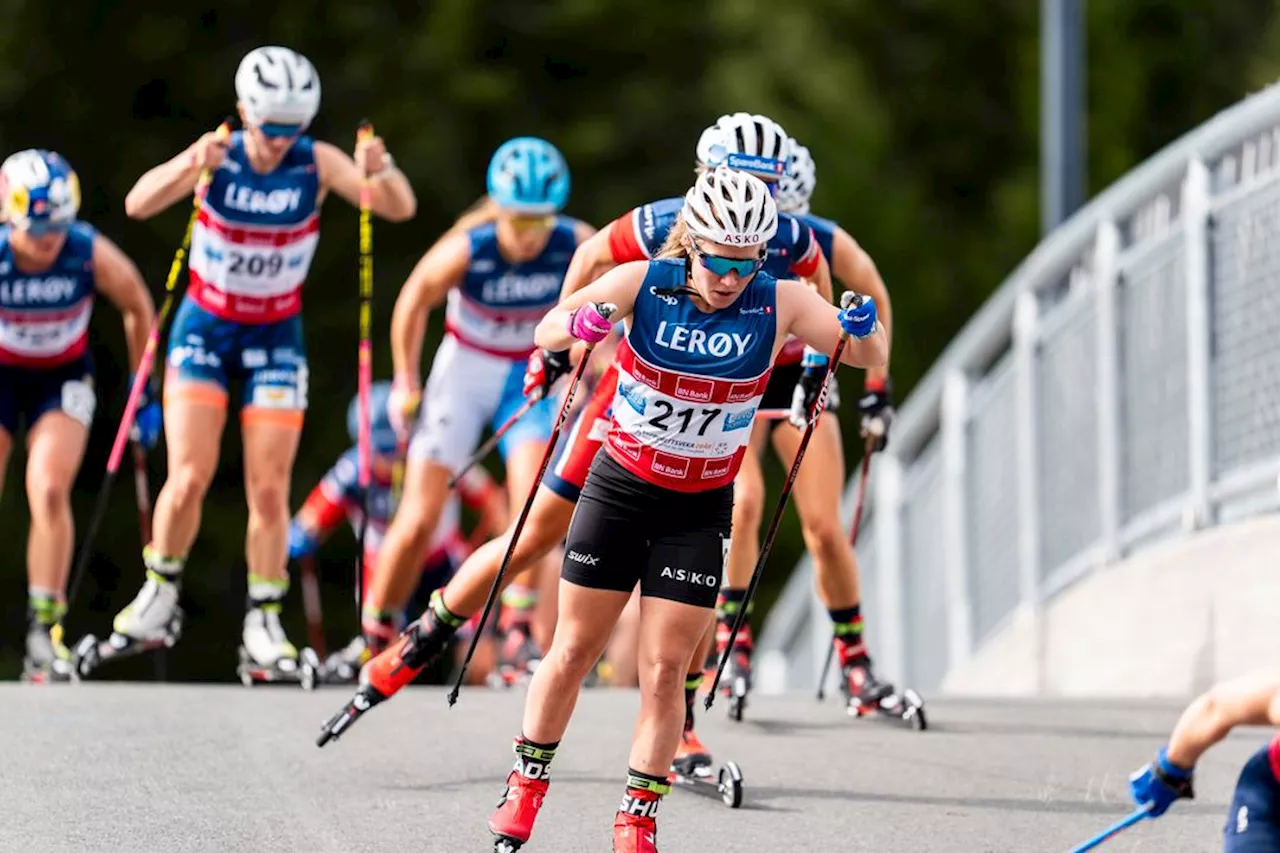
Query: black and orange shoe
490 737 556 852
836 638 894 713
315 591 461 747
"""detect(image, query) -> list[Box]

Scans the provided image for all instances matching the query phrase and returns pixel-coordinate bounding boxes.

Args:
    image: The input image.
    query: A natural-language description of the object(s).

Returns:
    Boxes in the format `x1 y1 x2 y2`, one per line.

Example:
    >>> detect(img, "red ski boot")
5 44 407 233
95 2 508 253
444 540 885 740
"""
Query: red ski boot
490 737 556 851
613 771 668 853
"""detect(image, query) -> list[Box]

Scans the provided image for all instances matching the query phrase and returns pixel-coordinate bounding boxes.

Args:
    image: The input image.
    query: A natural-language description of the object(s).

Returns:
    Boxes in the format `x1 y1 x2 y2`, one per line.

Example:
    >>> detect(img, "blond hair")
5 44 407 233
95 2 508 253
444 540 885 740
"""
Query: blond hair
446 195 501 236
656 213 693 260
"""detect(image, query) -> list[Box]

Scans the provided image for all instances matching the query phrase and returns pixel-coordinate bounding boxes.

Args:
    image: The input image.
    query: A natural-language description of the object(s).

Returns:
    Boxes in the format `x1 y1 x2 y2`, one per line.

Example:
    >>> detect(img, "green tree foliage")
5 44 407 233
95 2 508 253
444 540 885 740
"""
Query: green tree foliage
0 1 1275 679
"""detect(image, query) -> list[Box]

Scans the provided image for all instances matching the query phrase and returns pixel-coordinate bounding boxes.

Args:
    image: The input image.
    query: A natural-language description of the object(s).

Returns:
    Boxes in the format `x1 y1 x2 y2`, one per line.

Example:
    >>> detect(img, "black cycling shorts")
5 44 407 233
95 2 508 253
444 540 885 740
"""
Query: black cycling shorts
759 362 841 434
560 451 732 609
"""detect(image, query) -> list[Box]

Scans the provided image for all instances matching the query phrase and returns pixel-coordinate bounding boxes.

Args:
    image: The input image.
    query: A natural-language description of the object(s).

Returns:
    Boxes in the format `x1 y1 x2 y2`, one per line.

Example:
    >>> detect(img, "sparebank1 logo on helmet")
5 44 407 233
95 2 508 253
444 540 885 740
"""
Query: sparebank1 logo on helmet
724 152 785 179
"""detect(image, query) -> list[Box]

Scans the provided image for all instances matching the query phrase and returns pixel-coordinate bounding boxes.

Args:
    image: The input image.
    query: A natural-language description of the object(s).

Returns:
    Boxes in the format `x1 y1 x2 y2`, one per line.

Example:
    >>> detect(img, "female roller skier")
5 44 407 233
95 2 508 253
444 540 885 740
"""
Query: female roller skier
737 139 899 715
315 114 816 773
104 45 417 683
1128 671 1280 850
317 136 593 688
486 165 886 853
0 149 158 682
285 380 505 683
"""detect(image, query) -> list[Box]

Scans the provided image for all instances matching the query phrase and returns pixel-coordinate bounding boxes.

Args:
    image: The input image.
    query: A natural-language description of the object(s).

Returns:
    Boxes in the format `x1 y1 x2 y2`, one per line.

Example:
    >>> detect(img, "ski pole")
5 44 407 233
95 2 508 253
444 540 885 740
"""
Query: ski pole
354 119 375 622
817 435 874 700
1066 805 1151 853
55 118 232 650
448 394 539 489
707 292 863 711
447 304 617 706
129 445 168 680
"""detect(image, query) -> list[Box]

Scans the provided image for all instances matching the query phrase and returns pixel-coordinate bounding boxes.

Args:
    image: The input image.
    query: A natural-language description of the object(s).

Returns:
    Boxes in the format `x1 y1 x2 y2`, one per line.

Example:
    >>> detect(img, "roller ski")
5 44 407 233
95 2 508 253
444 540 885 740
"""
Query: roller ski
316 596 456 747
839 642 927 731
234 581 319 689
668 727 743 809
320 612 395 684
72 569 183 680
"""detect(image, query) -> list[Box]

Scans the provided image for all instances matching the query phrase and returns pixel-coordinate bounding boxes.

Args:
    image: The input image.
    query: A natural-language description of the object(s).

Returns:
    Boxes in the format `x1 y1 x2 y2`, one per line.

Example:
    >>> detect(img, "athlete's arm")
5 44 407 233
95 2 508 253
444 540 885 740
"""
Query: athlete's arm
313 140 416 222
1164 672 1280 768
390 231 471 388
832 227 892 381
124 131 228 220
807 246 834 303
560 223 623 300
91 234 155 373
776 277 887 369
534 262 647 352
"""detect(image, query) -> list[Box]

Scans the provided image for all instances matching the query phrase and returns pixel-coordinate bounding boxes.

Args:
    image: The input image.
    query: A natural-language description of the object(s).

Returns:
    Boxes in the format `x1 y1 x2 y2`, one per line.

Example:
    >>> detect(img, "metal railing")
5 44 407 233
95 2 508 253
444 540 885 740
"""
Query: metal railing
758 80 1280 697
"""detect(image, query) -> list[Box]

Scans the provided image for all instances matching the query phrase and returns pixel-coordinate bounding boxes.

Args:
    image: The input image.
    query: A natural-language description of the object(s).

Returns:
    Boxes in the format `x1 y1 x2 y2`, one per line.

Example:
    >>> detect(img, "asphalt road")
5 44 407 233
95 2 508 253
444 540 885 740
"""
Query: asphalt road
1 684 1262 852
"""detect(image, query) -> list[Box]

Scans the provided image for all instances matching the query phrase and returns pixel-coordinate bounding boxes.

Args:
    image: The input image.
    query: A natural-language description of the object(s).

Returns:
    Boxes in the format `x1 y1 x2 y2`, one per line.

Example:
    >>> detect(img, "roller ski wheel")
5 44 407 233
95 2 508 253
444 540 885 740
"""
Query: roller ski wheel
848 687 928 731
670 760 744 809
493 836 524 853
236 646 321 690
70 618 183 682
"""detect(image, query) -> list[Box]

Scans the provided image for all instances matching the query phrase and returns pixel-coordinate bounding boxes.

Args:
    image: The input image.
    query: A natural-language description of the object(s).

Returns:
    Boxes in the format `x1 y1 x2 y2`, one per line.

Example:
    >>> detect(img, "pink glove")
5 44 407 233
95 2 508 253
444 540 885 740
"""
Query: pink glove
566 302 615 344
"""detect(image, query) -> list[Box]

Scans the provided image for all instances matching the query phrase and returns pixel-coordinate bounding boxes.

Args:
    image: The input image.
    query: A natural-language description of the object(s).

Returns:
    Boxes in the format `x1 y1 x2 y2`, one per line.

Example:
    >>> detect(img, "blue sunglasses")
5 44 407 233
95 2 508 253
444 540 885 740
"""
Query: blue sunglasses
695 246 766 279
258 121 305 139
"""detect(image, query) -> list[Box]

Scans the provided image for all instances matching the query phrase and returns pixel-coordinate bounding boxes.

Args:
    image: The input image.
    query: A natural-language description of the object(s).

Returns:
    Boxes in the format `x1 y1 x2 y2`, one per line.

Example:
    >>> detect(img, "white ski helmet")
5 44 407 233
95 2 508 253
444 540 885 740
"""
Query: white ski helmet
776 143 816 215
683 165 778 247
695 112 792 182
235 46 321 128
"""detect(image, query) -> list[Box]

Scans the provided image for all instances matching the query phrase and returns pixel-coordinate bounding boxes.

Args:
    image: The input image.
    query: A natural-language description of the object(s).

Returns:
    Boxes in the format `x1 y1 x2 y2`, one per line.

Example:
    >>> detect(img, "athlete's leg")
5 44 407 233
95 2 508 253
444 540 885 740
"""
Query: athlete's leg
150 382 227 560
25 411 89 607
714 423 769 688
772 411 892 702
22 373 90 679
601 587 642 686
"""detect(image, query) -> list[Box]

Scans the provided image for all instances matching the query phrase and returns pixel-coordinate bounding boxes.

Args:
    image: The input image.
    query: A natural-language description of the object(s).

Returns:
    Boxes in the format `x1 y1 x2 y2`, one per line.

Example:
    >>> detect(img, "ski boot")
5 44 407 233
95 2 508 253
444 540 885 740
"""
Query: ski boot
316 594 457 747
236 597 320 690
322 610 396 684
840 642 927 730
72 569 184 680
489 738 553 852
489 619 542 689
614 774 667 852
21 622 72 684
714 620 754 722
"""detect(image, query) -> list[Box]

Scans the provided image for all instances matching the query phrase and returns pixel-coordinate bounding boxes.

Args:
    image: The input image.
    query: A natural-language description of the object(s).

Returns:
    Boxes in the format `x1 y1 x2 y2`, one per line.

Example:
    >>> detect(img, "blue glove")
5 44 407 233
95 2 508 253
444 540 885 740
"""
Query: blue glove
288 522 319 560
1129 745 1194 817
128 374 163 449
838 293 878 339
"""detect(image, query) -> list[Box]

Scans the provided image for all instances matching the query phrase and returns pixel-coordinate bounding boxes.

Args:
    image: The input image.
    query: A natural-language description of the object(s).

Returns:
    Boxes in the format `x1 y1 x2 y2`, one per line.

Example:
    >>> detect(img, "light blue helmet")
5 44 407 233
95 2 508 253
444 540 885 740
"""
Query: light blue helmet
486 136 570 214
1 149 80 234
347 381 399 456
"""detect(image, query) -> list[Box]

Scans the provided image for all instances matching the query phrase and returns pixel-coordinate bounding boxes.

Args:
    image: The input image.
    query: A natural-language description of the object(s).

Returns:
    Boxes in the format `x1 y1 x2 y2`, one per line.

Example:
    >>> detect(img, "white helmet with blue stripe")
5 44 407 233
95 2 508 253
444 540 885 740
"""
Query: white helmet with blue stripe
0 149 80 234
486 137 570 214
776 143 816 215
696 113 792 183
235 46 321 129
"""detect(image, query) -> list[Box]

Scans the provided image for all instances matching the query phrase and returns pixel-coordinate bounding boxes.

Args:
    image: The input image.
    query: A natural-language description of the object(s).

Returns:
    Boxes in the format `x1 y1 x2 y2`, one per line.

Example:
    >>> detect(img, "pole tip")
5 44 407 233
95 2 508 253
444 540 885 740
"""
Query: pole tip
702 695 714 712
447 689 459 706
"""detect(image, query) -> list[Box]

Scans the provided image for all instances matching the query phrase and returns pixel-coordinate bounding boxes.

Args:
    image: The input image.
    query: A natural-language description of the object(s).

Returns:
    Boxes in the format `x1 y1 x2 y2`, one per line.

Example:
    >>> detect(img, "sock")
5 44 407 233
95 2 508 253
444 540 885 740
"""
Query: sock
360 604 397 648
499 583 537 634
829 604 865 659
143 545 185 584
683 673 703 732
619 768 670 819
247 573 289 610
512 734 558 780
426 588 466 632
27 588 62 628
715 588 752 623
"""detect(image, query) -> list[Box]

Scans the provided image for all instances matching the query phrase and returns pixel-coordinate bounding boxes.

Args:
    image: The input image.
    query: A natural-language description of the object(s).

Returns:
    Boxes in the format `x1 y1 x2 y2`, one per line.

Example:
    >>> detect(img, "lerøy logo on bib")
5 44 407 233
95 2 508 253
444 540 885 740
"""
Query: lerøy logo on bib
654 321 752 359
223 184 303 215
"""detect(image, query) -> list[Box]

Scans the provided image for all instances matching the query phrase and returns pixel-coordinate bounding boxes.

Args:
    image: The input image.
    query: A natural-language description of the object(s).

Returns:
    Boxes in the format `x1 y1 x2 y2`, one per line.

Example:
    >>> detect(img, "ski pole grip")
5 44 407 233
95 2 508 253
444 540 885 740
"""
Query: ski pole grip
840 290 863 310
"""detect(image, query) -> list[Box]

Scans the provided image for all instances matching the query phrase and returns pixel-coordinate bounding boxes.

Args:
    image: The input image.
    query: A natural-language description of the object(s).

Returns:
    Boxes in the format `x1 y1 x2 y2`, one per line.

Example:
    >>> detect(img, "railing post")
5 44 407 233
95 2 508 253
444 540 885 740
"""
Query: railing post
1183 156 1213 529
874 451 906 686
941 370 974 669
1094 220 1122 562
1013 289 1044 692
